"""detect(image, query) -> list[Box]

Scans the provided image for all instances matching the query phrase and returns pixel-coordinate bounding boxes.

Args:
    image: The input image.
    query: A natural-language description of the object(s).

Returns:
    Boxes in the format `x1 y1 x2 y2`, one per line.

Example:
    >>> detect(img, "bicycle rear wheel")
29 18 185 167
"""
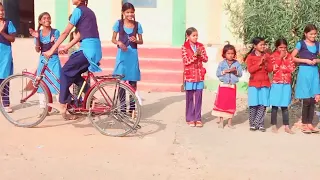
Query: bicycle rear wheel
0 74 50 127
86 81 141 137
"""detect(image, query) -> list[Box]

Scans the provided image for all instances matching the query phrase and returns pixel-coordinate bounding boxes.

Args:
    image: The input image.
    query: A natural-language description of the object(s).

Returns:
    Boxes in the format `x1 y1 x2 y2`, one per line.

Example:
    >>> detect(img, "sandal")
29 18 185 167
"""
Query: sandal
307 125 319 133
4 107 13 113
301 128 312 134
259 127 266 132
250 126 257 131
195 121 203 127
188 122 195 127
310 128 319 133
62 113 78 121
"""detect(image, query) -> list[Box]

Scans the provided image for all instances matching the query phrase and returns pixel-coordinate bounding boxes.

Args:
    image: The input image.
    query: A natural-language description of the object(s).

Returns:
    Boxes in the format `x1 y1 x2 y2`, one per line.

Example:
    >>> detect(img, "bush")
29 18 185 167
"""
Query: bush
225 0 320 97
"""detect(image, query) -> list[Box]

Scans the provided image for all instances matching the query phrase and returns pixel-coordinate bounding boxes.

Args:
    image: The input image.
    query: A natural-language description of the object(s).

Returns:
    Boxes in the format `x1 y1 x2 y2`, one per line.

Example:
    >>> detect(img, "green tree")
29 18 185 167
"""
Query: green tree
225 0 320 98
225 0 320 50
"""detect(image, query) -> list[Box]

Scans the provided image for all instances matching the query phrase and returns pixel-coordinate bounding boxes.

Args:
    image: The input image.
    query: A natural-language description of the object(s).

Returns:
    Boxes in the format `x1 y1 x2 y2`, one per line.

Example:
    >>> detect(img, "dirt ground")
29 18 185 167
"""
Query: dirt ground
1 40 319 180
1 90 320 180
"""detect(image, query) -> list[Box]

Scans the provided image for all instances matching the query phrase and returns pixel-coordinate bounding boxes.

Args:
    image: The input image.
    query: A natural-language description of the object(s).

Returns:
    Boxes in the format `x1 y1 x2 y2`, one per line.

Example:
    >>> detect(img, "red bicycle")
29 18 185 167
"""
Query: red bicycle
0 58 142 137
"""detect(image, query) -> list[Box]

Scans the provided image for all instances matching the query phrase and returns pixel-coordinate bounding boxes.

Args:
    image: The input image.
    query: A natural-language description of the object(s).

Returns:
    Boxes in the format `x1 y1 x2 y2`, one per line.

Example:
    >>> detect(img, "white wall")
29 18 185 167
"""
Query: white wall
34 0 56 28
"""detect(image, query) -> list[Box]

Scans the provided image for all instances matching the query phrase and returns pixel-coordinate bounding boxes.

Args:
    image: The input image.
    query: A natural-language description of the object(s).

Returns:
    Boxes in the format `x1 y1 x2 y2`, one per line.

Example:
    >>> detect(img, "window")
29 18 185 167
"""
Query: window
122 0 157 8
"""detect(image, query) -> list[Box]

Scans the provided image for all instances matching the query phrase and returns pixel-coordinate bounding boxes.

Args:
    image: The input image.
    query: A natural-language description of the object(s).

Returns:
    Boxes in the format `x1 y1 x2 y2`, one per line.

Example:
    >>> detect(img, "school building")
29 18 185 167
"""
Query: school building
3 0 248 92
2 0 240 46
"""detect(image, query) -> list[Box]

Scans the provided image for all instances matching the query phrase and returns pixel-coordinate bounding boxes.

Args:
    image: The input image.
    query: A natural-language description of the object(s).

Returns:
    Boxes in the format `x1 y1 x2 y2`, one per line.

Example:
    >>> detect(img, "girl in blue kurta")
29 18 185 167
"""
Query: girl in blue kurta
0 3 16 113
291 24 320 133
111 2 143 114
43 0 102 120
29 12 61 115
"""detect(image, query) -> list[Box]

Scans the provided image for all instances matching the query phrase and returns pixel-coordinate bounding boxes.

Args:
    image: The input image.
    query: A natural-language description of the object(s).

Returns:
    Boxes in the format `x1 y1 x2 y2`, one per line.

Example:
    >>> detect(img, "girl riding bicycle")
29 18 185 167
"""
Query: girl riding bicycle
43 0 102 120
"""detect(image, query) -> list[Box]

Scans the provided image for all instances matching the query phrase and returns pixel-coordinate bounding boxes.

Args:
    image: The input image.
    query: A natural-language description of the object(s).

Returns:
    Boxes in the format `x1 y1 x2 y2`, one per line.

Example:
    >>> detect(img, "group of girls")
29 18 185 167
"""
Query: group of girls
183 24 320 134
0 0 143 120
2 0 320 133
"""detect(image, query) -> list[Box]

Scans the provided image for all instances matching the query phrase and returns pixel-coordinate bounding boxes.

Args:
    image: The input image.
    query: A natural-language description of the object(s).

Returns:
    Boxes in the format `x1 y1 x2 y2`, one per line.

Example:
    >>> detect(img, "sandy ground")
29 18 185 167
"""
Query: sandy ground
1 39 320 180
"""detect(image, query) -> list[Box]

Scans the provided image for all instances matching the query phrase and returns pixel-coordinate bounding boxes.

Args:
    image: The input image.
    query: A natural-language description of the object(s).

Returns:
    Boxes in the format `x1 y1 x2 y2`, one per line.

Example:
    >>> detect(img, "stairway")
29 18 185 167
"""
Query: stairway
59 46 183 92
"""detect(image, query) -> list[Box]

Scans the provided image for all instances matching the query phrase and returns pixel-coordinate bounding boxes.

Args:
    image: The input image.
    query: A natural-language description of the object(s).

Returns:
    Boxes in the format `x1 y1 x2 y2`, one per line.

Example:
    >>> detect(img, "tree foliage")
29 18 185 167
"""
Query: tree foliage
225 0 320 98
225 0 320 50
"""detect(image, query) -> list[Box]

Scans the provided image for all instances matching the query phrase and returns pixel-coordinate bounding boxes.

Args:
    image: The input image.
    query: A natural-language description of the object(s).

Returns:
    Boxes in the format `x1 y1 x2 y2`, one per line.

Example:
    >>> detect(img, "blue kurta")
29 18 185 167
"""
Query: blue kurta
112 20 143 81
70 7 102 73
35 29 61 95
248 86 270 106
270 83 291 107
294 42 320 98
0 21 16 79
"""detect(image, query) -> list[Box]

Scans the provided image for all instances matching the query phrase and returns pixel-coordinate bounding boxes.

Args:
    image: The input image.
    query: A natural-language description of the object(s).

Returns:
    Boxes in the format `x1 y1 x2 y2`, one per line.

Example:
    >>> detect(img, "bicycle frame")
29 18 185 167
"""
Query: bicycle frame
21 58 136 114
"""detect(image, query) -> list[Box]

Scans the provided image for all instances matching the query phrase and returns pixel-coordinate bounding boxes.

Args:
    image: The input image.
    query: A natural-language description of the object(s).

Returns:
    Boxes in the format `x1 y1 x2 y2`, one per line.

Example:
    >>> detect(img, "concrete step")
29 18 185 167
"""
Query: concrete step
101 46 181 59
95 68 183 84
59 56 183 72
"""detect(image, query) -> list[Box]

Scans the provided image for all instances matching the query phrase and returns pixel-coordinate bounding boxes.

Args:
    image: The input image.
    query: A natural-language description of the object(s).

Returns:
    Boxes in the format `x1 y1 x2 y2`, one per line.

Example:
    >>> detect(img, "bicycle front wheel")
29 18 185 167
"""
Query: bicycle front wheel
0 74 50 127
86 81 141 137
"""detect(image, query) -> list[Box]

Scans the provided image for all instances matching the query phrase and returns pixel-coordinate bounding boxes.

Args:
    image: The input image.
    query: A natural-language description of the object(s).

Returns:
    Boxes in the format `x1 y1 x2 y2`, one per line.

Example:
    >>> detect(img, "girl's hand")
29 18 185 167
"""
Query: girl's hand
196 48 201 55
230 67 237 72
29 28 39 38
117 41 127 51
0 21 6 32
223 69 230 74
315 95 320 102
129 36 136 42
58 48 68 55
313 59 320 64
260 56 266 65
280 50 287 59
305 59 315 65
43 50 53 59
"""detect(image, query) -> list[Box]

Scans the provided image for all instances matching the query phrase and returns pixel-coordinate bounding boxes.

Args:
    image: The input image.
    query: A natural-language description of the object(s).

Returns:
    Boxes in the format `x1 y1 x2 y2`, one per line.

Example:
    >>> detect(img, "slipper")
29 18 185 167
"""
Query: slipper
259 127 266 132
310 129 319 133
62 113 78 121
195 121 203 127
188 122 195 127
4 107 13 113
301 128 312 134
250 126 257 131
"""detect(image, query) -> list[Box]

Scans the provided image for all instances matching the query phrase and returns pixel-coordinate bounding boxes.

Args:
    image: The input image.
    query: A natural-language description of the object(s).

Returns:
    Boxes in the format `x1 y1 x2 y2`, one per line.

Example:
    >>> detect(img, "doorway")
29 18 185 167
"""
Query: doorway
2 0 34 37
18 0 34 37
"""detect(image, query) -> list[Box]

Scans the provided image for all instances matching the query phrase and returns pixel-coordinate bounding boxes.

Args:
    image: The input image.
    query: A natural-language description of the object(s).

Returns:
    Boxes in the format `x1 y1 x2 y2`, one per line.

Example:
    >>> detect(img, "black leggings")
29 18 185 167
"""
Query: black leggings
301 98 315 124
271 106 289 125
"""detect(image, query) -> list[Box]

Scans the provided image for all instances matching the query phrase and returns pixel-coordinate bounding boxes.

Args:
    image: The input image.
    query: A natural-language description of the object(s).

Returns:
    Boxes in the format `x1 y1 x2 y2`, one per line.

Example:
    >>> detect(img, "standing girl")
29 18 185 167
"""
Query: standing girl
0 2 16 113
291 24 320 133
111 2 143 113
182 27 208 127
43 0 102 120
270 39 295 134
212 43 242 128
29 12 61 115
246 37 273 132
